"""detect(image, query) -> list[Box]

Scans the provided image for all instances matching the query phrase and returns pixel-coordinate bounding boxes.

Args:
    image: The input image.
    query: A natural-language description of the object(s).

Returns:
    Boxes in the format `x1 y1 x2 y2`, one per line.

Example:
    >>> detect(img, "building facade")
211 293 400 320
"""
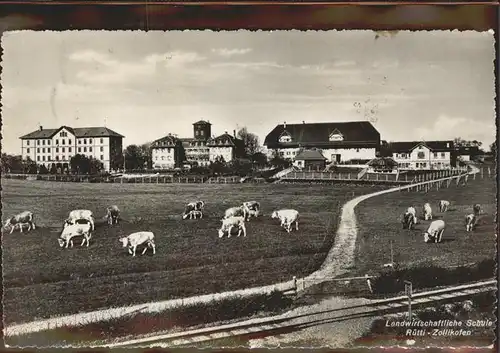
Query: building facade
180 120 212 167
390 140 456 170
207 131 245 163
20 125 124 172
151 134 182 169
292 149 327 170
264 121 381 164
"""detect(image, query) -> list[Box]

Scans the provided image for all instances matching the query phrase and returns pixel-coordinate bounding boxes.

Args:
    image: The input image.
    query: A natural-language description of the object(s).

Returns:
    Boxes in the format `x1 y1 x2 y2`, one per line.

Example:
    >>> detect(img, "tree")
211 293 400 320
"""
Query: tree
1 153 23 173
124 144 147 171
69 154 103 175
251 152 268 167
39 164 49 174
139 142 153 169
23 157 37 174
269 150 291 168
237 127 261 157
490 141 496 155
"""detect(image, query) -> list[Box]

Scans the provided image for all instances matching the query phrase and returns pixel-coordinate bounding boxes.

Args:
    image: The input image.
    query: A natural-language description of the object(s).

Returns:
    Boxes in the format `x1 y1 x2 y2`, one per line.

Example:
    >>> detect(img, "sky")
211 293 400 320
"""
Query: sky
1 30 496 155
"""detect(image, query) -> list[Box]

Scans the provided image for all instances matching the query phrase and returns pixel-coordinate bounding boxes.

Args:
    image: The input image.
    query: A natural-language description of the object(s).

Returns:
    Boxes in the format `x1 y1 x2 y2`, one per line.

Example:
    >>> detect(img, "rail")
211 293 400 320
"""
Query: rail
104 279 495 348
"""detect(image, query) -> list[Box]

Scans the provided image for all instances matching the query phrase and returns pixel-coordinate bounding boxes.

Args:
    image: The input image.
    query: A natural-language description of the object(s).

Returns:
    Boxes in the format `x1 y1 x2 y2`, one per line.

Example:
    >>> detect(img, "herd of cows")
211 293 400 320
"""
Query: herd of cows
2 201 301 256
402 199 482 243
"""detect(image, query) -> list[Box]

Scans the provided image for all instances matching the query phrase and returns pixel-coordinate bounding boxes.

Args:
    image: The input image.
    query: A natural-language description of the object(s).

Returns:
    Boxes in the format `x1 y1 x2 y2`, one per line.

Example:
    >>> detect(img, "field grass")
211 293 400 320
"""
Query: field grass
2 179 388 325
352 170 496 276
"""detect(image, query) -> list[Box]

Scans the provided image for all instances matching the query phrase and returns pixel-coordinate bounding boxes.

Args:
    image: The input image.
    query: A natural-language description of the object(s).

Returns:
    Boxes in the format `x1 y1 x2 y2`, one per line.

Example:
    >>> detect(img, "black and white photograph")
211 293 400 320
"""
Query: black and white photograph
1 29 497 348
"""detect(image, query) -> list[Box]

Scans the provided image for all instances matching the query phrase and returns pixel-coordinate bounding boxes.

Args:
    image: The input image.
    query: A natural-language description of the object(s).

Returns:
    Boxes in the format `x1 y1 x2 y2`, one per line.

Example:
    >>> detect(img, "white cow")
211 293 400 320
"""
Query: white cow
218 216 246 238
422 203 433 221
119 231 156 257
4 211 36 234
65 209 95 230
58 222 92 248
106 205 120 225
183 210 203 220
465 214 477 232
271 209 299 233
423 219 445 243
406 207 417 225
438 200 450 213
242 201 261 220
223 206 247 220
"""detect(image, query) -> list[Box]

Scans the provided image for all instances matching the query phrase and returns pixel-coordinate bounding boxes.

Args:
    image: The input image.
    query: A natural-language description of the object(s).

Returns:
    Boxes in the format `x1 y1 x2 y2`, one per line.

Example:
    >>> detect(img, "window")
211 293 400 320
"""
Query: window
42 156 46 161
441 152 445 158
56 139 59 145
62 139 65 145
89 147 92 152
27 140 30 146
417 152 425 159
42 148 45 153
89 138 92 143
419 146 423 149
62 147 65 153
84 139 87 144
200 130 204 136
37 140 40 145
78 147 81 153
433 152 438 158
37 156 40 161
68 140 71 145
47 140 50 145
37 148 40 153
56 147 59 153
56 156 59 161
42 140 45 145
356 148 360 152
100 155 104 160
100 138 103 143
69 147 72 153
27 148 30 153
100 146 104 152
78 140 81 144
84 147 87 152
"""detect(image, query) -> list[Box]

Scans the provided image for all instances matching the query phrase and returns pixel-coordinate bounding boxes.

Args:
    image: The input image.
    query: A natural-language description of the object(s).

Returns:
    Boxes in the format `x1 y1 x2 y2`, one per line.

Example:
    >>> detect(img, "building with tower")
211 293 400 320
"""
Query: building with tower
180 120 212 167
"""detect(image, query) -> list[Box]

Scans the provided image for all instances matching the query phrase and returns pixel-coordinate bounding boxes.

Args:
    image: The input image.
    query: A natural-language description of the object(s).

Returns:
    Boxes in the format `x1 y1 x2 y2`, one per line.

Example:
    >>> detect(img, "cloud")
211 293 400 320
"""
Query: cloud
211 48 252 57
413 114 495 144
71 50 206 84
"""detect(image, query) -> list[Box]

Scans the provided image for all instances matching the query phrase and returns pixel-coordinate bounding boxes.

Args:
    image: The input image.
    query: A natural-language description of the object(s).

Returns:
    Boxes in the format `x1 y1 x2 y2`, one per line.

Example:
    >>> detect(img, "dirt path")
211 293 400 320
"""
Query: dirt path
6 170 476 338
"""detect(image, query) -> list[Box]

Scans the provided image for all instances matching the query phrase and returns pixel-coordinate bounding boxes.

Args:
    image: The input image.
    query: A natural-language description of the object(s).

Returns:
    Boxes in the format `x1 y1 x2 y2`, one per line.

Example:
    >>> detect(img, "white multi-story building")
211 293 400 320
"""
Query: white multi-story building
20 125 124 171
207 131 245 163
263 121 380 164
390 140 456 170
151 134 181 169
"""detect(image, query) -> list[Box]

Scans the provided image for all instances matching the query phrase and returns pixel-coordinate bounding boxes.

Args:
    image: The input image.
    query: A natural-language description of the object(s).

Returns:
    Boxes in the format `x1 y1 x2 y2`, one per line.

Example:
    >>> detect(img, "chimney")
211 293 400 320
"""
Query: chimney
233 130 236 138
39 125 43 131
284 121 287 129
302 121 305 124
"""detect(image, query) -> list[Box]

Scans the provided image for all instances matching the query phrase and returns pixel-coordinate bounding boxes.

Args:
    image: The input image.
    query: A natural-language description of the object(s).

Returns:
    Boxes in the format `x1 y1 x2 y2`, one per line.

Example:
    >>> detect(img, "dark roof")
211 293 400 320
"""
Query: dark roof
193 120 211 125
151 135 179 147
295 149 327 161
207 133 243 148
20 126 124 139
457 146 480 155
390 140 454 153
264 121 380 149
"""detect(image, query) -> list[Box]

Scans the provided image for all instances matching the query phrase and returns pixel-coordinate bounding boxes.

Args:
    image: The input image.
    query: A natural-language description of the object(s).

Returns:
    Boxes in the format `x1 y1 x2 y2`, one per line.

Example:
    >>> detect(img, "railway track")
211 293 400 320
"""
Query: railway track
105 279 496 348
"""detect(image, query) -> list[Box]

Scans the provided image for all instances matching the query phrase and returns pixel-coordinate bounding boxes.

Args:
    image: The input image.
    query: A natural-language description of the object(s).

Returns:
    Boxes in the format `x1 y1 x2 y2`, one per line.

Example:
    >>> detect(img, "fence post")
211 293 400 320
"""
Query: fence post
365 274 373 294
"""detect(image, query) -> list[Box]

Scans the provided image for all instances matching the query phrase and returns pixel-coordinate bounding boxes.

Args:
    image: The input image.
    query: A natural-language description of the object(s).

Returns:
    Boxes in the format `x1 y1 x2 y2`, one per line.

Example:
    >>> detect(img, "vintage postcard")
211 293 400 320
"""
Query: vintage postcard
1 29 497 349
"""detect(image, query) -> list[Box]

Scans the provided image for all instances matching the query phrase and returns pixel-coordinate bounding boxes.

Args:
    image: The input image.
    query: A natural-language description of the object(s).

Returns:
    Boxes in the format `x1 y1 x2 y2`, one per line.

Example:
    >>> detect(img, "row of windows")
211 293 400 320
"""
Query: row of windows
395 152 447 159
28 138 106 146
29 146 105 153
155 156 173 161
36 155 105 162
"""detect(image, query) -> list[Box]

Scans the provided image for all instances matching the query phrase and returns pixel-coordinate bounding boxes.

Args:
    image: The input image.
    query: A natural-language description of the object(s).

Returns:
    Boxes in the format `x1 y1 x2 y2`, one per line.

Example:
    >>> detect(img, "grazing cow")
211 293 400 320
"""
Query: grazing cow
422 203 433 221
465 213 477 232
402 212 416 230
473 204 482 217
223 206 247 220
106 205 120 225
65 209 95 231
4 211 35 234
182 201 204 215
183 210 203 220
406 207 418 224
423 219 445 243
58 222 92 248
438 200 450 213
218 216 246 238
119 231 156 257
242 201 261 220
271 209 299 233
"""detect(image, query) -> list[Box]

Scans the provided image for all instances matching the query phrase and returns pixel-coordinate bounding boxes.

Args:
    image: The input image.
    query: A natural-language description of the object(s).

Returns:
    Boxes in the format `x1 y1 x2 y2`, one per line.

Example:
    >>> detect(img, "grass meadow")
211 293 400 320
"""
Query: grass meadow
2 179 388 325
353 171 496 275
